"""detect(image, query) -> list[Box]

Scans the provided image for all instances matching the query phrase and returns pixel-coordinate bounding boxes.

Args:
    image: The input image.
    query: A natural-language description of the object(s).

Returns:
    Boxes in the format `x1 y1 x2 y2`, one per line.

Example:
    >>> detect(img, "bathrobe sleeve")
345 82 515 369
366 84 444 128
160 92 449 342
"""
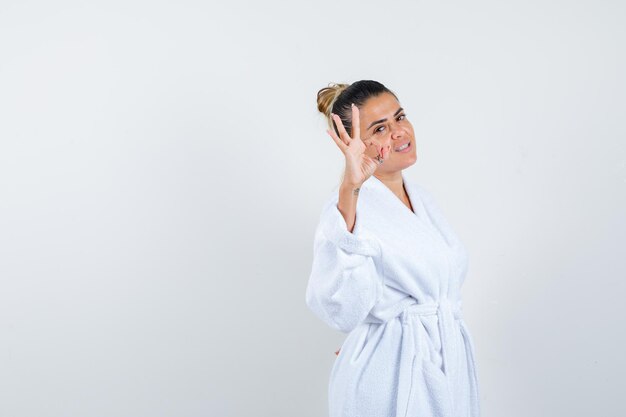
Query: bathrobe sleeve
305 199 384 334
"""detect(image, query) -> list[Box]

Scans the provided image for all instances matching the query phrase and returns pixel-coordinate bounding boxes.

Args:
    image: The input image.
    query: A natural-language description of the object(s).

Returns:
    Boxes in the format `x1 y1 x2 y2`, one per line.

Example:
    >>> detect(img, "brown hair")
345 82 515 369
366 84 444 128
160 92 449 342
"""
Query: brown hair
316 80 398 138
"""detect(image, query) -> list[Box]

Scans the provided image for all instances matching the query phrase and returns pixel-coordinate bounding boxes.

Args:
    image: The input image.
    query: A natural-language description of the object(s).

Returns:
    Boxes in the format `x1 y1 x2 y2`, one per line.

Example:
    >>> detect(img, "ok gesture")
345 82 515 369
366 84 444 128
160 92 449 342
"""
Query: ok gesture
326 103 390 187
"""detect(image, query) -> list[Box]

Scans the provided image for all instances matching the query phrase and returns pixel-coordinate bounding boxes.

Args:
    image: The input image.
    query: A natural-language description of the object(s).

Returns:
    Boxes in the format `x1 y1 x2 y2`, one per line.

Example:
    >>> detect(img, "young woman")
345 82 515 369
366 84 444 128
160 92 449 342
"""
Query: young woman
305 80 481 417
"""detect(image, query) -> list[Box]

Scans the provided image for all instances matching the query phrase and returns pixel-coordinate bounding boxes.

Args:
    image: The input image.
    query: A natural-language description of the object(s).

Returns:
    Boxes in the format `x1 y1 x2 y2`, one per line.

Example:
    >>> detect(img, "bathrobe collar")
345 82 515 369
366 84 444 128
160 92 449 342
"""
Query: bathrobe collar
367 171 429 225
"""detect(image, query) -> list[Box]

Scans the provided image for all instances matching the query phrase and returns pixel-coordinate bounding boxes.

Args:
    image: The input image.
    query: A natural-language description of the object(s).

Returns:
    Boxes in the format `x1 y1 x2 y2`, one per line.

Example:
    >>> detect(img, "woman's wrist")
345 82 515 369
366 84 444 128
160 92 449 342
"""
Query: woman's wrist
338 181 360 233
340 180 363 194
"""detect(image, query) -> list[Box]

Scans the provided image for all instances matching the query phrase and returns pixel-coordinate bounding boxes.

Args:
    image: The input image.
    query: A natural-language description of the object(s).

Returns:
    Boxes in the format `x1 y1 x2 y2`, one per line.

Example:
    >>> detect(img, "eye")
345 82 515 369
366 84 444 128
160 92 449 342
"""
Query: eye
373 114 406 134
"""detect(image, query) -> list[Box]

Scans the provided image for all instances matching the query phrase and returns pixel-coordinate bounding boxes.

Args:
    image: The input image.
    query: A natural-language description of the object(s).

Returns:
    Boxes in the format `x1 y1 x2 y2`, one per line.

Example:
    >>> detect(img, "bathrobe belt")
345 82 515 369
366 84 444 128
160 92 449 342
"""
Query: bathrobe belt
364 298 478 416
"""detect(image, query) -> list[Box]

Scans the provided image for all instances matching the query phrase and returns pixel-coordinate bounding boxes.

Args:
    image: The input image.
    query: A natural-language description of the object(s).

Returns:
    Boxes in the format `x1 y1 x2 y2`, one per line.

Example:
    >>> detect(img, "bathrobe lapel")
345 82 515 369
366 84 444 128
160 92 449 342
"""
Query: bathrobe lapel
368 173 448 249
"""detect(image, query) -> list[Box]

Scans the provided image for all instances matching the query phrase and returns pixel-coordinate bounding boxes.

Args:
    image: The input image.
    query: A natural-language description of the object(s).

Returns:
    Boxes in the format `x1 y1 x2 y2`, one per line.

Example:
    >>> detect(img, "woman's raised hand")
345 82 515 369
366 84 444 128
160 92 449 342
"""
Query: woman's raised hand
326 103 390 187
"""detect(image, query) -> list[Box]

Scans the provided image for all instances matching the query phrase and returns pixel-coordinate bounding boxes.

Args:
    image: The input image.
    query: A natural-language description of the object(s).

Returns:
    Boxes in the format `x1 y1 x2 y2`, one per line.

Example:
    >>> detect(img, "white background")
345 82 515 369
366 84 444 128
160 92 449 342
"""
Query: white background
1 1 624 416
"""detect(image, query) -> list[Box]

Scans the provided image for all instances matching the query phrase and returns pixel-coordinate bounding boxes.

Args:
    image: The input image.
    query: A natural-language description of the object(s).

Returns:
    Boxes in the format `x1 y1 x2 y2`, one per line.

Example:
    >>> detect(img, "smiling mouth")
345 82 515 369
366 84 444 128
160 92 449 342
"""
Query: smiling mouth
394 141 411 152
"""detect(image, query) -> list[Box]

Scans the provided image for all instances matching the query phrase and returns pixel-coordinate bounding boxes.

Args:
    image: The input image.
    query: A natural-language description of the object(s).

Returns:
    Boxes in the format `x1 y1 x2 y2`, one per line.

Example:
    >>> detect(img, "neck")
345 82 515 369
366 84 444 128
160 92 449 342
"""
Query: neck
373 171 405 195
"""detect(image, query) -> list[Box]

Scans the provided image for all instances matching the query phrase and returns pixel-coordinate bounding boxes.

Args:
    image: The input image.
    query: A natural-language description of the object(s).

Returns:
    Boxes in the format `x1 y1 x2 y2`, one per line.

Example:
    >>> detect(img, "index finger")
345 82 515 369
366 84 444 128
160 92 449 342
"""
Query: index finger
332 113 352 144
351 103 360 140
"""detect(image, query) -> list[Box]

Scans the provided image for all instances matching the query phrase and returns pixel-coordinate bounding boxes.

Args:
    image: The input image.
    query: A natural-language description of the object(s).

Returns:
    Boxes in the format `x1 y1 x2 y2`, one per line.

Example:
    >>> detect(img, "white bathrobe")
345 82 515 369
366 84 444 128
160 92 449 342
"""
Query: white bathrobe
305 172 481 417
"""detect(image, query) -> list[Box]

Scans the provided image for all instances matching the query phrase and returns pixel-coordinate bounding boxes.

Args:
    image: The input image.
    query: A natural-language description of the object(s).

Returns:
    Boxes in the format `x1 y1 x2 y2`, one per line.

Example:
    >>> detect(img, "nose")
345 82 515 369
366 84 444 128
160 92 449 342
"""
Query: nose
390 123 404 140
368 123 405 152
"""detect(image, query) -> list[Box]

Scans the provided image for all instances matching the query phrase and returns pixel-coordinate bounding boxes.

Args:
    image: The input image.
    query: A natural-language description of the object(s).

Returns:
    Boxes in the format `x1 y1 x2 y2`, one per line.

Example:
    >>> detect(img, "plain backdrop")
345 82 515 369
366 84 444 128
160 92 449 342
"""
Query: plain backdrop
1 1 624 416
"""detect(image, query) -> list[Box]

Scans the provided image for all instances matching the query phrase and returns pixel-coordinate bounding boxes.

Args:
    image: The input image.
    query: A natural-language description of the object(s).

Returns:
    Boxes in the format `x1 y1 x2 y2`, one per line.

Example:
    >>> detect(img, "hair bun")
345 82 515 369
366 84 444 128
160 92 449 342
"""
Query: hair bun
317 82 349 118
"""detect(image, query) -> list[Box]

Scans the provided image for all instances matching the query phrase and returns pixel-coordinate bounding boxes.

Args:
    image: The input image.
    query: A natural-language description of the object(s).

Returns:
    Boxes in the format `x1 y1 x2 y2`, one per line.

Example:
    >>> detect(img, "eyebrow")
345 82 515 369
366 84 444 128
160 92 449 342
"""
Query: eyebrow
367 107 404 130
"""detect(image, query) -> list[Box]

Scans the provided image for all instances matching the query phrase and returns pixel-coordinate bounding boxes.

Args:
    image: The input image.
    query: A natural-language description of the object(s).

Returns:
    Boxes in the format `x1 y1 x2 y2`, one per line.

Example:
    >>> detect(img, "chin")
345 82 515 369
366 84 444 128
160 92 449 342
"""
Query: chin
395 156 417 171
403 150 418 166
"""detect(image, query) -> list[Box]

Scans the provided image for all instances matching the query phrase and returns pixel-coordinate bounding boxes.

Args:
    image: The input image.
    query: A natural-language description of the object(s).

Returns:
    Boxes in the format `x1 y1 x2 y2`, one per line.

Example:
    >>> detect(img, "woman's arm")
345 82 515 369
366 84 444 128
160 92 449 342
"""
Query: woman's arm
305 196 384 334
337 181 362 233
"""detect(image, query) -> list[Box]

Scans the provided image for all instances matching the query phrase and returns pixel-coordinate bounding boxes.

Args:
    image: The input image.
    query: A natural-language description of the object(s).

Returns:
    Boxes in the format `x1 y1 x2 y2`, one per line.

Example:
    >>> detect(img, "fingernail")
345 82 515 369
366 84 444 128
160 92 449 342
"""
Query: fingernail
351 103 355 107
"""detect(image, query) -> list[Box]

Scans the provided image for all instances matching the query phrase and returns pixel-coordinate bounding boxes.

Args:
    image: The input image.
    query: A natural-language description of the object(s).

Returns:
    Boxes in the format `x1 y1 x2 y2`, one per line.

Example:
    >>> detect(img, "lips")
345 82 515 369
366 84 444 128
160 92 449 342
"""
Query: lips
394 141 411 152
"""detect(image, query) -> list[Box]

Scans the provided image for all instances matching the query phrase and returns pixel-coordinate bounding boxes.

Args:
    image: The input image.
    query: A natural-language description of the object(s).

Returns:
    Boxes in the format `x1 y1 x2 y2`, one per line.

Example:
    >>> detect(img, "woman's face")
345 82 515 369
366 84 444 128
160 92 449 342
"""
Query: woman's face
357 92 417 173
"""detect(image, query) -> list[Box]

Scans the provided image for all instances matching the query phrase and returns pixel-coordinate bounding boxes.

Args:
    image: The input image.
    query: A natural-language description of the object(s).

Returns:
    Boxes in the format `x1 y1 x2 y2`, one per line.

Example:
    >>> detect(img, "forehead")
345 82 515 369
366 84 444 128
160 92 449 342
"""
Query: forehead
359 92 400 123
